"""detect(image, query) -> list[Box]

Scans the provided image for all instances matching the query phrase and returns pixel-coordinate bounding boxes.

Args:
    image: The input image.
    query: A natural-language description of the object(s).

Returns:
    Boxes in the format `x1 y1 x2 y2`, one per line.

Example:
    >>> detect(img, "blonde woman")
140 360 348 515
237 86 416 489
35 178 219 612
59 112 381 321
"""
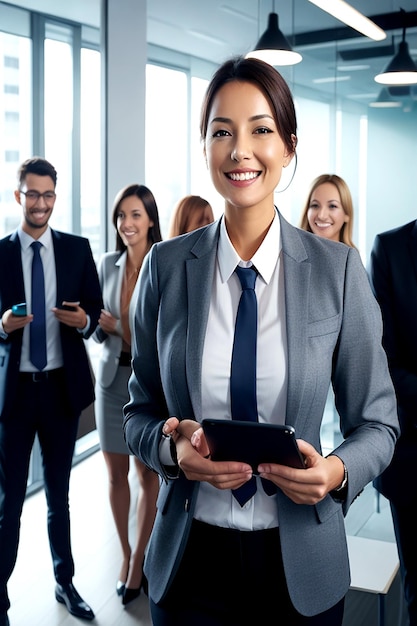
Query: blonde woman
299 174 356 248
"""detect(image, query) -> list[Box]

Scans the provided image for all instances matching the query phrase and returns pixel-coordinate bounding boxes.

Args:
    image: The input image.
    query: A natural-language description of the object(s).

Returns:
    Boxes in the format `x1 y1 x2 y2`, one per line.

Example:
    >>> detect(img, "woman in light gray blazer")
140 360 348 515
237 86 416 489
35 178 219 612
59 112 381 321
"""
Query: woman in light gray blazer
93 184 161 605
124 58 399 626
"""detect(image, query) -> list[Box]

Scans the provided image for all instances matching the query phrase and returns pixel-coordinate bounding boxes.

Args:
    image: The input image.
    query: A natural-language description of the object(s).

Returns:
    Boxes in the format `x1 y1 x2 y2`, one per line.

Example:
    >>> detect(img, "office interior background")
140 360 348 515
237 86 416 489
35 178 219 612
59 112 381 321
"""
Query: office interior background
0 3 416 615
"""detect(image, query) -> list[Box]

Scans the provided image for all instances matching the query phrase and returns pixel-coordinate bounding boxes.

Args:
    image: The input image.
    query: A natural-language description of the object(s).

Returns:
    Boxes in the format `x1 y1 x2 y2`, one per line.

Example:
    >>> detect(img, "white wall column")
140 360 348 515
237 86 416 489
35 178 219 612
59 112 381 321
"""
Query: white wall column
102 0 147 247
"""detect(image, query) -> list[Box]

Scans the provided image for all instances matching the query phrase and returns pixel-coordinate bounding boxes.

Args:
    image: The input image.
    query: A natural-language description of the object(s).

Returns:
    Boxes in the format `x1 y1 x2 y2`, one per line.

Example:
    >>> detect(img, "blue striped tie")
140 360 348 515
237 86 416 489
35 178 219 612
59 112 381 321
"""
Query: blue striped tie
30 241 47 370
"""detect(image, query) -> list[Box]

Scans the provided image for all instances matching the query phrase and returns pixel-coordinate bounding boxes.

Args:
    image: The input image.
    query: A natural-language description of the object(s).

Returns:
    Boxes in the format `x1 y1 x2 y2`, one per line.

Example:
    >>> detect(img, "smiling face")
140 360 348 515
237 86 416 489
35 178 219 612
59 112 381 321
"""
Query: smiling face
116 195 154 251
15 173 56 237
307 182 349 242
204 81 293 217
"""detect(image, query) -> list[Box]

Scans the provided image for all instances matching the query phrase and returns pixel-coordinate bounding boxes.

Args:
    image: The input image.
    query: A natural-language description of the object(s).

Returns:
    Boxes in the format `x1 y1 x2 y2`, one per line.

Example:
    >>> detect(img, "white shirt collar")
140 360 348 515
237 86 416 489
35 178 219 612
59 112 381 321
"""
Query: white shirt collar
18 225 53 251
218 209 281 285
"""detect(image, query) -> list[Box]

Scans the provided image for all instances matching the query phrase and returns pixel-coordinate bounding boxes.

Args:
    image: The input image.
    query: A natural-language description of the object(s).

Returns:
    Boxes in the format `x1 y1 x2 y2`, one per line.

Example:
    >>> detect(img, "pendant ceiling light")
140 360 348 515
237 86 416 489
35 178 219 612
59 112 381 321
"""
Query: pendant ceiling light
246 4 302 67
375 10 417 86
369 87 403 108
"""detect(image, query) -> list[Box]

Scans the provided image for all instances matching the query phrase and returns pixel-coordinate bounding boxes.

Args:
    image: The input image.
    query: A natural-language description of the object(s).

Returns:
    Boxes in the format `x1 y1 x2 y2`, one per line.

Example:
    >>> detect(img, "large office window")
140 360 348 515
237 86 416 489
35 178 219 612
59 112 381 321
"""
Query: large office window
145 63 188 237
44 24 74 234
0 5 102 260
0 2 102 493
80 46 101 257
0 28 32 234
145 56 227 236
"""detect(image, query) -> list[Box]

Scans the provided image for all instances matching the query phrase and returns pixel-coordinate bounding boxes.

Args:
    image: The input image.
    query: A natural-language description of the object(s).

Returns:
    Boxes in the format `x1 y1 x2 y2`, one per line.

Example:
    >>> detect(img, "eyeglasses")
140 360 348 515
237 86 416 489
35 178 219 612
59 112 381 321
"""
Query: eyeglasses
20 190 56 203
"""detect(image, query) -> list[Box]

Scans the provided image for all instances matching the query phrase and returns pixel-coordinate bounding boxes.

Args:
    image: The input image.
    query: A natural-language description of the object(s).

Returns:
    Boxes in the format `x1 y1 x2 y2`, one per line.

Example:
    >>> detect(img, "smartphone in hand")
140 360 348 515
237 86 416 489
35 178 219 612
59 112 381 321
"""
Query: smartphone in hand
11 303 27 316
59 301 80 312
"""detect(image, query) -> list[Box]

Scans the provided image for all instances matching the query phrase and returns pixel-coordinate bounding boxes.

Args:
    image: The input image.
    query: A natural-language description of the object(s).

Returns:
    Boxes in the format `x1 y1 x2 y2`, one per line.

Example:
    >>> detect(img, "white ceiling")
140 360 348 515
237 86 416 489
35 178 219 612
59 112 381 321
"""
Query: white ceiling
146 0 417 106
10 0 417 106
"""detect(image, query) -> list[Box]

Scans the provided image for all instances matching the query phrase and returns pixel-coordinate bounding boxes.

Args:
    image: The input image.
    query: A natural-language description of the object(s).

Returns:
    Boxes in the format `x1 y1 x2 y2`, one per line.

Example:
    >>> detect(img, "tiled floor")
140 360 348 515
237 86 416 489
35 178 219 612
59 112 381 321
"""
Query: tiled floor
7 451 152 626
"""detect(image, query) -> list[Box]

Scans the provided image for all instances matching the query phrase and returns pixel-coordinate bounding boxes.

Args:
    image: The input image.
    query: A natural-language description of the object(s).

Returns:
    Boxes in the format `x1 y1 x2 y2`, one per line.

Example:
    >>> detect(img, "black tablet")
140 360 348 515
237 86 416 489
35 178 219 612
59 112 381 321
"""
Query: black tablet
201 419 305 472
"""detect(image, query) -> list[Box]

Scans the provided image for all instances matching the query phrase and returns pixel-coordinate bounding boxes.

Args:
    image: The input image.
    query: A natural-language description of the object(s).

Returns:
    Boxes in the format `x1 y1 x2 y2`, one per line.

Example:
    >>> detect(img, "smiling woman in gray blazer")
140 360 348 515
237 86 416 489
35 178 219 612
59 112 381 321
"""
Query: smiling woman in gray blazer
93 184 162 605
124 57 399 626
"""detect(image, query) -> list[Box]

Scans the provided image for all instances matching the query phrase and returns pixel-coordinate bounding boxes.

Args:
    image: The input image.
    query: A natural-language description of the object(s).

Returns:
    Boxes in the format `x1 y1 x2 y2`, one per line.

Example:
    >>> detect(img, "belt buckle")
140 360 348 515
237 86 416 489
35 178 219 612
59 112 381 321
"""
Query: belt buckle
32 371 46 382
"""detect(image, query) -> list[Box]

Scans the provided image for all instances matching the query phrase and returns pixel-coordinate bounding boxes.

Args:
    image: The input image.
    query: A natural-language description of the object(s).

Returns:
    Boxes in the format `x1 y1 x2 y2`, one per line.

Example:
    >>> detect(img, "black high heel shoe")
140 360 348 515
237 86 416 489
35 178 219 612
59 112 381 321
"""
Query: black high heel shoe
122 572 148 605
122 585 141 605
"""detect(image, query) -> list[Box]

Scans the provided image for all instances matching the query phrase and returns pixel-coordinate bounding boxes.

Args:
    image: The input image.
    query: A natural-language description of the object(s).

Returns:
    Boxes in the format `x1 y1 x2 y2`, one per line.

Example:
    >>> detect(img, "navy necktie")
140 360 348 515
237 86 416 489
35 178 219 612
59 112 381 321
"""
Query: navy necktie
230 266 258 506
30 241 47 370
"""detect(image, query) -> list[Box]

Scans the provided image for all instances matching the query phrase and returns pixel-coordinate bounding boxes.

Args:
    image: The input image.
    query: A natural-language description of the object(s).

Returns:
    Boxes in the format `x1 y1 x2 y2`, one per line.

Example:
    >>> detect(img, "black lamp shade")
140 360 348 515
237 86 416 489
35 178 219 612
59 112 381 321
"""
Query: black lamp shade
384 41 417 74
255 13 292 51
388 85 410 97
246 12 302 66
369 87 402 108
375 39 417 85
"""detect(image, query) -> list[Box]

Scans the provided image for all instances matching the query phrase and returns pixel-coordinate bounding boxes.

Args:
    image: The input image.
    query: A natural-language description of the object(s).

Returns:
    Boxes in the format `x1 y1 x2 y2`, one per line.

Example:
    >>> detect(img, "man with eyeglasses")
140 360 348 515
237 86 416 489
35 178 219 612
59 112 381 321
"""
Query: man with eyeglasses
0 157 103 625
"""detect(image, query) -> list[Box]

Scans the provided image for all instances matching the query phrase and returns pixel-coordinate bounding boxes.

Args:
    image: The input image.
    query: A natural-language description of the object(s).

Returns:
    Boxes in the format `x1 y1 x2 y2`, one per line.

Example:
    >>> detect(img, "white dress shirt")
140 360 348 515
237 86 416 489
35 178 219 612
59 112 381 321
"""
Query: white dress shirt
17 226 64 371
194 211 288 530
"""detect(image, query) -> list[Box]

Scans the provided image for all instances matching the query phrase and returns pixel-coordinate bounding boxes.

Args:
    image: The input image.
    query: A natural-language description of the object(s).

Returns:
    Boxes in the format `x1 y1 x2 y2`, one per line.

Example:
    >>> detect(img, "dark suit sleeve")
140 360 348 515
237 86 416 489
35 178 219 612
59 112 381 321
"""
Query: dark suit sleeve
55 235 103 340
369 233 417 433
55 235 103 415
79 240 103 339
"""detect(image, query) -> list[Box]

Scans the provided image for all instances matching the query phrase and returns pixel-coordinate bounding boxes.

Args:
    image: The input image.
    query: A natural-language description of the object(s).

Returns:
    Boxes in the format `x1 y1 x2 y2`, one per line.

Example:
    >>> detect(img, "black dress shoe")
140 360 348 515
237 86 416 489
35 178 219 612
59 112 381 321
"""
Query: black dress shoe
0 613 9 626
55 583 95 621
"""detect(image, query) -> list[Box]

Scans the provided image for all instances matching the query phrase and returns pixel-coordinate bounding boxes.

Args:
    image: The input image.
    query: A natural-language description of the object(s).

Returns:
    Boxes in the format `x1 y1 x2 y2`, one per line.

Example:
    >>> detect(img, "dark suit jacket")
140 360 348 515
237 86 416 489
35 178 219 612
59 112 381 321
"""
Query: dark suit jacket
0 229 103 419
369 220 417 505
124 212 399 616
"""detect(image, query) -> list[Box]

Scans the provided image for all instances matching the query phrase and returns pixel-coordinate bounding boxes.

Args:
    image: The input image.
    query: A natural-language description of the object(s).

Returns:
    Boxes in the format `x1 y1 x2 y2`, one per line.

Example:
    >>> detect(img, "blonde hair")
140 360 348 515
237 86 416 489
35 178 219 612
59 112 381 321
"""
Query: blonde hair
168 195 214 238
299 174 356 249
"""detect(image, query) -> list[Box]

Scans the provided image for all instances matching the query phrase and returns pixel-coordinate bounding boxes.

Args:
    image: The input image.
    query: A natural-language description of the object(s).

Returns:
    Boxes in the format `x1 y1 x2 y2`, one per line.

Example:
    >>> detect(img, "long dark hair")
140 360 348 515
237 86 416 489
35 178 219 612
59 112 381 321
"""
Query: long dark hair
111 184 162 251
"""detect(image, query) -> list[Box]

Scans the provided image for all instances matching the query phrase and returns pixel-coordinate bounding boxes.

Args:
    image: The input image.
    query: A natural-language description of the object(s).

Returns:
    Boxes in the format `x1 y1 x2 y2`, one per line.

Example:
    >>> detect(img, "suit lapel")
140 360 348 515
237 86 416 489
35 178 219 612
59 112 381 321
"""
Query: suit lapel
112 252 126 316
409 220 417 283
7 232 26 302
185 222 220 421
51 230 65 305
279 216 311 431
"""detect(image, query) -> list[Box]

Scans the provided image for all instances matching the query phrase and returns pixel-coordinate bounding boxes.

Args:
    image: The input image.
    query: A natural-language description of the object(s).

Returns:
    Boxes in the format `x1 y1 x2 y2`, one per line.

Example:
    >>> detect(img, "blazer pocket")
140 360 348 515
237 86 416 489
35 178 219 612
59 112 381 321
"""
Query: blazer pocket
308 314 340 338
315 493 343 523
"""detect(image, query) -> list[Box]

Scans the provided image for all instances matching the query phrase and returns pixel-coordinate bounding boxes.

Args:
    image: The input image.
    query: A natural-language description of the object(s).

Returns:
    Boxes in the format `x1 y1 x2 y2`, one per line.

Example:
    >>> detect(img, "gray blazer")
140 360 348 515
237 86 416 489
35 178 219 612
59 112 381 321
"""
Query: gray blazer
124 212 399 617
92 251 125 388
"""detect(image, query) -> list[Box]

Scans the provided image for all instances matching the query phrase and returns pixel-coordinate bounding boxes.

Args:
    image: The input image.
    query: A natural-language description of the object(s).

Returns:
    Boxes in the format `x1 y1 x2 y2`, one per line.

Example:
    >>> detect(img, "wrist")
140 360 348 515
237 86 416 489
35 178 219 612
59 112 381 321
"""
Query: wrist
328 455 348 501
333 461 348 492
